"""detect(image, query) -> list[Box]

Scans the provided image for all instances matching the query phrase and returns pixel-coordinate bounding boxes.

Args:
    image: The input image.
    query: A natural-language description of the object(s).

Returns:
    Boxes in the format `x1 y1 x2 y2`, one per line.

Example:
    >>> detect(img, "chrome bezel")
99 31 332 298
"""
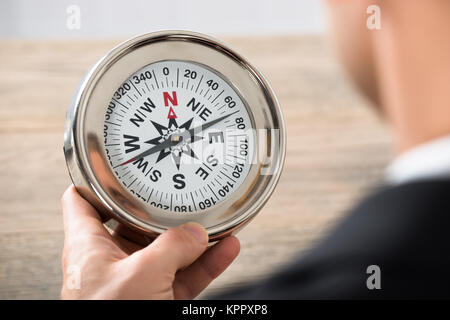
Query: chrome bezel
64 30 286 241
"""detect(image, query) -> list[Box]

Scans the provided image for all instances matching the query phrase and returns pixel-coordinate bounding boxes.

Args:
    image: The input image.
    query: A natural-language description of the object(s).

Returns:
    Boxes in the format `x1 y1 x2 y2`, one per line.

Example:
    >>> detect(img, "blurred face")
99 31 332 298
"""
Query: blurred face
325 0 380 106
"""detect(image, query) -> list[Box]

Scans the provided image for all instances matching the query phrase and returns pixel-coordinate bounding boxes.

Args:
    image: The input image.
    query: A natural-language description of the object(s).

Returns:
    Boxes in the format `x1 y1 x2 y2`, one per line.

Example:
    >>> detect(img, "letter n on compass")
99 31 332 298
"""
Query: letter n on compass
163 91 178 122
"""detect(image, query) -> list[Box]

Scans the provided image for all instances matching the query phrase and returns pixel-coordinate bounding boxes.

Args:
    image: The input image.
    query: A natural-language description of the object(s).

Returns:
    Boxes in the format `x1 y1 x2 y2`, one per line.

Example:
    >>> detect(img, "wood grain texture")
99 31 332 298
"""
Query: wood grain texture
0 36 393 299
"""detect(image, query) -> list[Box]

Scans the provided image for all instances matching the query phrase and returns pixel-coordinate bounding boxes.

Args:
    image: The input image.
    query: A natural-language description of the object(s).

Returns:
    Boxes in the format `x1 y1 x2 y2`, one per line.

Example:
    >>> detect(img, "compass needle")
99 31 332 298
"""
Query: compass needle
120 110 239 166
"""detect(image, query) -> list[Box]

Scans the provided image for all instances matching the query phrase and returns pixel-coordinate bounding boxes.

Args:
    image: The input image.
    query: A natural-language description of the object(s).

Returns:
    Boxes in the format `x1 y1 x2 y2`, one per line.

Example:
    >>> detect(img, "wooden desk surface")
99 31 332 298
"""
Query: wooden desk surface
0 36 392 299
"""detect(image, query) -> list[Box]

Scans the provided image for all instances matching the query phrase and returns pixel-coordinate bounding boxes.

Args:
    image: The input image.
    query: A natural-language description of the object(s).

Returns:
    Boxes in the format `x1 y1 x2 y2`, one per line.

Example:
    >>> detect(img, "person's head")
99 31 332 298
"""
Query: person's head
326 0 379 106
325 0 450 152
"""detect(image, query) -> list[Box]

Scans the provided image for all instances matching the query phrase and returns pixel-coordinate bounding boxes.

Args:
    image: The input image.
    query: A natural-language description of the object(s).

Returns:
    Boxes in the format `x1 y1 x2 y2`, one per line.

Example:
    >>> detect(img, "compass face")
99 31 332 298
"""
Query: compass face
103 60 254 213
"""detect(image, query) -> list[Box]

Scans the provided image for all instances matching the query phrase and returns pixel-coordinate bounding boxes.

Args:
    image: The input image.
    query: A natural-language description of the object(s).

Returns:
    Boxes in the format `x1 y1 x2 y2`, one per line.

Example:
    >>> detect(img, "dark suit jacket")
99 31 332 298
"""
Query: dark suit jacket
213 180 450 299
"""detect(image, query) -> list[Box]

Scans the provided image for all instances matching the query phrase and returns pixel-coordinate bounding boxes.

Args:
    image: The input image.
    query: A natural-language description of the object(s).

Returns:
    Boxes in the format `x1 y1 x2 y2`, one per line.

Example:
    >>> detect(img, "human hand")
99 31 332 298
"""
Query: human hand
60 185 240 299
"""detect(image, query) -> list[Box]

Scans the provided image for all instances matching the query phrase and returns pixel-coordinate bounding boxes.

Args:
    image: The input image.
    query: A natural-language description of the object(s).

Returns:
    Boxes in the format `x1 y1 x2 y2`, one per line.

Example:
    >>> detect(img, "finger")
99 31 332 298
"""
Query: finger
110 224 147 255
111 232 144 255
132 222 208 274
173 236 240 299
61 185 111 241
111 223 153 248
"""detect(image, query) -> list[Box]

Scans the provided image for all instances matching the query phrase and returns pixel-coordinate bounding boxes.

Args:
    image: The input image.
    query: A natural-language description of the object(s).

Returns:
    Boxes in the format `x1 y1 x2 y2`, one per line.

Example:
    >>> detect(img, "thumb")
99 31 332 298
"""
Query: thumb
134 222 209 274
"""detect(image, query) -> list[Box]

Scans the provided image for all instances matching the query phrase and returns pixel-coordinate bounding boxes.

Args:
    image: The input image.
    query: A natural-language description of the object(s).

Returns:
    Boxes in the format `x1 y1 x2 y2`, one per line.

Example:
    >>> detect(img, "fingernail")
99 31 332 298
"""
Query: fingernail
182 222 208 244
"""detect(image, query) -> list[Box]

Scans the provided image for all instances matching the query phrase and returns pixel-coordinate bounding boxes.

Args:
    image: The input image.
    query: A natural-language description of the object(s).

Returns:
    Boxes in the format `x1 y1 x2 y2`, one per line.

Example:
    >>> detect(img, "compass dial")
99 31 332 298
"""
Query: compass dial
103 60 254 213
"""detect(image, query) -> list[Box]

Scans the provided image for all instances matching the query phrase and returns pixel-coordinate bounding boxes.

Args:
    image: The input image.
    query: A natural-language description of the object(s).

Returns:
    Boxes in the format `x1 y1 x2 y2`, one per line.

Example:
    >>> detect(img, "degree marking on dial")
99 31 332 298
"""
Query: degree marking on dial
227 133 247 137
220 170 236 183
208 184 219 201
130 81 142 97
211 89 224 103
227 154 246 162
190 192 197 211
105 120 121 127
112 98 129 110
152 70 159 89
195 75 203 93
122 169 131 177
110 153 122 158
146 188 154 203
127 94 135 103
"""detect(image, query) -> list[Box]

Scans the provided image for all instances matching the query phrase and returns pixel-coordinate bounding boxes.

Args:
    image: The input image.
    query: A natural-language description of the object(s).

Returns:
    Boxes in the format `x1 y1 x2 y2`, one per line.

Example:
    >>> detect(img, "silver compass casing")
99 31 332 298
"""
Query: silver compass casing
64 30 286 242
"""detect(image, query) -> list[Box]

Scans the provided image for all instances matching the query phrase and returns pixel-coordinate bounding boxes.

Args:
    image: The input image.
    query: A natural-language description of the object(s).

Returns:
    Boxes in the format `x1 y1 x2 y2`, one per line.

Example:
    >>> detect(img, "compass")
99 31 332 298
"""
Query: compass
64 31 286 241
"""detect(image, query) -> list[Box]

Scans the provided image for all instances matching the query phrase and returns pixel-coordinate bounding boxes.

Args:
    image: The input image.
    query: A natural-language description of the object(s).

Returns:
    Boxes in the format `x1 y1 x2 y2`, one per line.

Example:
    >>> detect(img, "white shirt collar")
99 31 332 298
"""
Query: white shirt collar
386 135 450 185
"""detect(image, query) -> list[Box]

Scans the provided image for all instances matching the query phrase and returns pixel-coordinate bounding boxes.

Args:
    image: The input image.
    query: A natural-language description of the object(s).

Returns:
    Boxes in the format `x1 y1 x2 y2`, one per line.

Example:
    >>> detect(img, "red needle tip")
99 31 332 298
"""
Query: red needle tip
120 158 135 166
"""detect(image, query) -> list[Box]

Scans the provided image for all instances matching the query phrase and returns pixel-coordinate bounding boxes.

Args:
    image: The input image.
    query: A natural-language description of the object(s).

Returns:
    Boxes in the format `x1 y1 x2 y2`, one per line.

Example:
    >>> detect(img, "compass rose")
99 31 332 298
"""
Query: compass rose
144 117 203 170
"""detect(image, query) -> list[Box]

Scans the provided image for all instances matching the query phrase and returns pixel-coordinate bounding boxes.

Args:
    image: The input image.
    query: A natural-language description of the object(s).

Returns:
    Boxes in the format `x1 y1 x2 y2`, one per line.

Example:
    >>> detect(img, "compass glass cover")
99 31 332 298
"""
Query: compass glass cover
103 60 254 214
